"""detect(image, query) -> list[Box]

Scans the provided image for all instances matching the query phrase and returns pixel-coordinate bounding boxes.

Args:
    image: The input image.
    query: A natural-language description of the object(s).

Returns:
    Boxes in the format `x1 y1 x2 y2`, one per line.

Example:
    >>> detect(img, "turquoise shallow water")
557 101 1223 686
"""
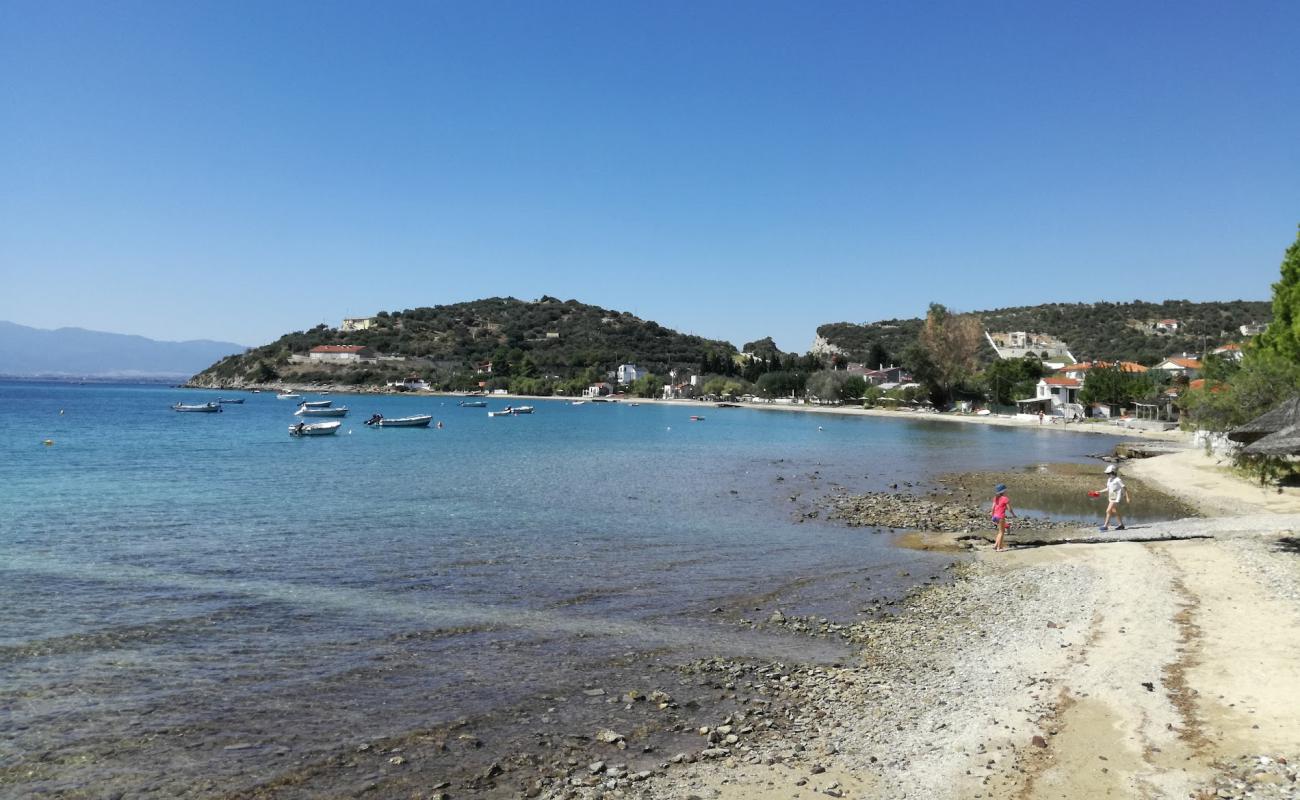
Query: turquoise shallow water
0 381 1108 795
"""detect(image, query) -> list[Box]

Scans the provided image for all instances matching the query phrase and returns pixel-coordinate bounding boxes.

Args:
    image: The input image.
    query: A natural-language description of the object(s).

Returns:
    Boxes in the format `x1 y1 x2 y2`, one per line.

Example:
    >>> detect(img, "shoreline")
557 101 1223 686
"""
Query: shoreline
580 448 1300 800
189 382 1189 442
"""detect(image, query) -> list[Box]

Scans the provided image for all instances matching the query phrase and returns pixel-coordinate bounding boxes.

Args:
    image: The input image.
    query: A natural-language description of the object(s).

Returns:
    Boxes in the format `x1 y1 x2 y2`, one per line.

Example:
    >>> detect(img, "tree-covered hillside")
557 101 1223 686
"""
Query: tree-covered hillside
819 300 1270 365
193 296 738 387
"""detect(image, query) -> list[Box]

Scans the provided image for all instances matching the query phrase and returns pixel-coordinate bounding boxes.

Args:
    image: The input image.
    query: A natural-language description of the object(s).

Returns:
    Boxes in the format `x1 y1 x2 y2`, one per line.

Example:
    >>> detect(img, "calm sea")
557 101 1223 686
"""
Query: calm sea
1 381 1107 797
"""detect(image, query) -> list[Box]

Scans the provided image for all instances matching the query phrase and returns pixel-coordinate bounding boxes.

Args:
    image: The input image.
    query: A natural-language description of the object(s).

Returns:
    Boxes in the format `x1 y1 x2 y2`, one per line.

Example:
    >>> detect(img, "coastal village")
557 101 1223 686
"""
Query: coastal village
216 309 1268 436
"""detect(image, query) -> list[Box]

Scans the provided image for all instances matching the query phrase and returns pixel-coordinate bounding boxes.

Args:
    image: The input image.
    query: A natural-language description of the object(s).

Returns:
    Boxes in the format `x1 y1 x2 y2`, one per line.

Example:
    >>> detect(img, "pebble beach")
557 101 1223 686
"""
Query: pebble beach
534 448 1300 800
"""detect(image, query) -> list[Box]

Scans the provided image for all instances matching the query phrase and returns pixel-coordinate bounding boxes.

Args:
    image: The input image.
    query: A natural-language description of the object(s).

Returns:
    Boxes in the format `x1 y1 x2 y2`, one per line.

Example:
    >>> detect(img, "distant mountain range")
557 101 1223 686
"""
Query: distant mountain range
0 321 247 378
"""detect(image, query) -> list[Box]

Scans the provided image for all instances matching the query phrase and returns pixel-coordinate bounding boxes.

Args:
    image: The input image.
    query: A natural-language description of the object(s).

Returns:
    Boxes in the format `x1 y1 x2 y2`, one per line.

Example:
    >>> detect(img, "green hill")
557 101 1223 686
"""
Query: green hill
191 296 737 389
818 299 1271 365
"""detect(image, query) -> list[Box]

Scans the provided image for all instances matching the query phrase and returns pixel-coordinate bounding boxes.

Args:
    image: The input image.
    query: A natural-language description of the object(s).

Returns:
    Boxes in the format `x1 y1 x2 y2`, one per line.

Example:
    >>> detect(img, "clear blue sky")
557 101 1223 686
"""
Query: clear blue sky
2 1 1297 351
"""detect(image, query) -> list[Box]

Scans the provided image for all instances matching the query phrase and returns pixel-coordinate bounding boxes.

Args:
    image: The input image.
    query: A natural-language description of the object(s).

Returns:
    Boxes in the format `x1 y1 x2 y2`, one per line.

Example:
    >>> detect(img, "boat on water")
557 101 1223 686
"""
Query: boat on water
363 414 433 428
289 420 342 437
589 397 609 403
458 400 487 408
276 393 302 400
690 415 705 421
251 389 262 394
218 398 245 404
571 400 586 405
295 405 348 417
488 405 535 417
628 402 640 406
173 402 222 413
299 400 332 408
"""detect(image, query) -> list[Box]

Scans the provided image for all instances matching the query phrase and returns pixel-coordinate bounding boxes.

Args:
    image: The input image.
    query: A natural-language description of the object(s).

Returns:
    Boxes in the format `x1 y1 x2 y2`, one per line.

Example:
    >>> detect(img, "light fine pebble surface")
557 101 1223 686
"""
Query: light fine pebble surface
541 449 1300 800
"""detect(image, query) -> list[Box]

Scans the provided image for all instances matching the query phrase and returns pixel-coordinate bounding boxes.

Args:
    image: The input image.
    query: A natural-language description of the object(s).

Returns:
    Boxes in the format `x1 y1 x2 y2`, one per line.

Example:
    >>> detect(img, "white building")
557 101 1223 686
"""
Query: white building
308 345 376 364
1037 376 1081 406
985 331 1073 361
341 317 376 332
616 364 646 384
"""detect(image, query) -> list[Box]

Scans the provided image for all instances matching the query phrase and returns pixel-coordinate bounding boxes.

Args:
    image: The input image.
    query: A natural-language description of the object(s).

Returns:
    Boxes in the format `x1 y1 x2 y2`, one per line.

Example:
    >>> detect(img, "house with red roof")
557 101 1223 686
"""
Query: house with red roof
1212 343 1244 362
1155 356 1202 379
1016 375 1084 417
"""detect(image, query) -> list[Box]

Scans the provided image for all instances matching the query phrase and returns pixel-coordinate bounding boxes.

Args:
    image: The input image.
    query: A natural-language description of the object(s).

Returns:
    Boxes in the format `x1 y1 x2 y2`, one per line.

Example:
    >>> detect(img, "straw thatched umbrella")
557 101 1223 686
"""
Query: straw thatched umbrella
1228 395 1300 444
1242 426 1300 456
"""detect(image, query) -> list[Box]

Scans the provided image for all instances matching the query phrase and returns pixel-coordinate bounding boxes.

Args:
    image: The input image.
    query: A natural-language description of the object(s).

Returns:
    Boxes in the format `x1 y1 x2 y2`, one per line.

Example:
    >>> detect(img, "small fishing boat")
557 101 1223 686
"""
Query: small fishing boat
218 398 245 404
276 393 302 400
363 414 432 428
295 405 348 417
489 405 534 417
289 420 342 437
628 402 640 407
299 400 332 408
571 400 586 405
690 415 704 421
458 400 487 408
173 402 222 413
251 389 262 394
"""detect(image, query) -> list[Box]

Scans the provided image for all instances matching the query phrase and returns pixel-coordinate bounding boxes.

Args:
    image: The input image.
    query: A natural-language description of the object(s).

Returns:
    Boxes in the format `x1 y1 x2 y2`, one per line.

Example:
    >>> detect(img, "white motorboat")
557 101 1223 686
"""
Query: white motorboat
172 402 222 413
299 400 332 408
289 420 342 437
489 406 534 417
458 400 487 408
571 400 586 405
295 405 348 417
218 397 245 404
276 393 302 400
363 414 432 428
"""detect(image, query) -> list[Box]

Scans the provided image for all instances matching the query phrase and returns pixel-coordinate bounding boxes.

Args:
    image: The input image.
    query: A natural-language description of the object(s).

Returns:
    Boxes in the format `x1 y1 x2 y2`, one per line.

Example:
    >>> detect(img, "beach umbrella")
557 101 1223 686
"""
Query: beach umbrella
1241 424 1300 456
1228 394 1300 444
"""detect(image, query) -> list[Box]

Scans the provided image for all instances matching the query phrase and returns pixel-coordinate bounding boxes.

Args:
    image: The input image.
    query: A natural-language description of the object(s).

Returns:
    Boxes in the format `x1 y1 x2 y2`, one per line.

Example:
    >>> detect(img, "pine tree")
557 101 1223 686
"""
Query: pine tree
1255 225 1300 362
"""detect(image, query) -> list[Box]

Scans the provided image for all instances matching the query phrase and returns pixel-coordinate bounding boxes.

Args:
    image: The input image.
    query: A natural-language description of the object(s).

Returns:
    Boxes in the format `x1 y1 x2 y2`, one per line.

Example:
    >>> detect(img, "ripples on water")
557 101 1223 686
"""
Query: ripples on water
0 381 1107 796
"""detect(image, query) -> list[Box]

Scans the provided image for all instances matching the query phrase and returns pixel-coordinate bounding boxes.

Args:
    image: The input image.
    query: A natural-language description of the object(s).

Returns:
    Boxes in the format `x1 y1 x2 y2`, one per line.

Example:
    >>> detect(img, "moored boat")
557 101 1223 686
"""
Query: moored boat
690 415 704 421
173 402 222 413
299 400 332 408
295 405 348 417
276 393 302 400
363 414 432 428
458 400 487 408
571 400 586 405
489 405 534 417
289 420 342 437
218 398 245 404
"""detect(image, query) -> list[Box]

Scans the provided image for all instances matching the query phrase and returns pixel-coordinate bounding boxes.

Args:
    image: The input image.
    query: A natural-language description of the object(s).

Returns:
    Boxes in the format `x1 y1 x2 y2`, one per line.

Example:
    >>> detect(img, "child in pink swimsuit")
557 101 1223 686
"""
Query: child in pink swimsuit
991 483 1015 551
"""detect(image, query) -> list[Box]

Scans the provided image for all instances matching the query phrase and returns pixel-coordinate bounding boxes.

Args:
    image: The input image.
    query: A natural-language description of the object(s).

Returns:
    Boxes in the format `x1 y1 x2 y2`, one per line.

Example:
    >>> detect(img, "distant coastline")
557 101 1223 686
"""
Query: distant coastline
184 380 1187 441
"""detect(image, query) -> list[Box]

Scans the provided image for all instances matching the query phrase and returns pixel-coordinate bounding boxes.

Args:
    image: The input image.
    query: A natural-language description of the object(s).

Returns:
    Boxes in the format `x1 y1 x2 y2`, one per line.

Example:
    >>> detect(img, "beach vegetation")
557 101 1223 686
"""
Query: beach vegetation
1252 225 1300 362
1079 363 1157 406
979 356 1046 405
756 370 806 399
839 375 867 402
628 373 665 398
904 304 983 408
